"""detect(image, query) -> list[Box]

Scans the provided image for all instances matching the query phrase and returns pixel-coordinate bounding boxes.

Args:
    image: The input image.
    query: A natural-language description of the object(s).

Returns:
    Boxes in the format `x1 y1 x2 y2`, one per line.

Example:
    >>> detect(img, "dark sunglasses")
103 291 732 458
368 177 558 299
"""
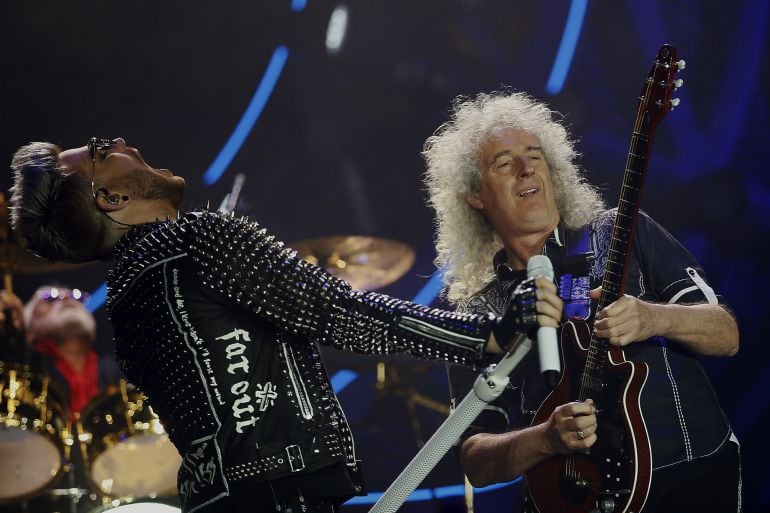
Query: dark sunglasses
87 137 118 199
36 287 91 303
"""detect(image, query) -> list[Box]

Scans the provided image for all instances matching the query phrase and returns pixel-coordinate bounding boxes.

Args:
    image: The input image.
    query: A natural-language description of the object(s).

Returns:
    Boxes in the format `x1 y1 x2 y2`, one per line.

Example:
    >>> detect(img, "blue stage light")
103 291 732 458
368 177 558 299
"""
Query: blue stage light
202 45 290 186
545 0 588 95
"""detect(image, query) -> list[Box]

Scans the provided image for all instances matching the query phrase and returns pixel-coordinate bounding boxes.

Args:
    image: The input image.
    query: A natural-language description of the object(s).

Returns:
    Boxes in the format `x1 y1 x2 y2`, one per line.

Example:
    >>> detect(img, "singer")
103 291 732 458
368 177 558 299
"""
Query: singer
423 91 740 512
7 137 563 513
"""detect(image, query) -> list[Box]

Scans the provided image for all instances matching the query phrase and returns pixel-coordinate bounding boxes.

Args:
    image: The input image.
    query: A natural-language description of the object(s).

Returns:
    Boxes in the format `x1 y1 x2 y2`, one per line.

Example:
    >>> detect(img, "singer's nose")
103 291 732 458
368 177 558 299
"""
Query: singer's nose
518 157 535 176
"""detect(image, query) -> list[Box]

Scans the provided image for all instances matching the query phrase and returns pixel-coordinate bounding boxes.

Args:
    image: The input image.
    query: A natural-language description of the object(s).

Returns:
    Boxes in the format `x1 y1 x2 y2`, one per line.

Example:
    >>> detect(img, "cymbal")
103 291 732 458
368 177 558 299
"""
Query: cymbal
289 235 416 291
0 193 96 275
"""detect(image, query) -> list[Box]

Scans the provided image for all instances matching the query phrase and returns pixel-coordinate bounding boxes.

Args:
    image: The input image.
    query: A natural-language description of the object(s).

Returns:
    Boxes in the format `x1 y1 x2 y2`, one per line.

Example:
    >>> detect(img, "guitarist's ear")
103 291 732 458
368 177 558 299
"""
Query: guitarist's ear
466 192 484 211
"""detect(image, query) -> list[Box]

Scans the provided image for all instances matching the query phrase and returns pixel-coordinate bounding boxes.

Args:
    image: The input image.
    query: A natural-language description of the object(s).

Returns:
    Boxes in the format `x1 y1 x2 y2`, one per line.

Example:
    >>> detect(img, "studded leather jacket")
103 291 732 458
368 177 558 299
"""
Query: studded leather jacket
106 211 509 513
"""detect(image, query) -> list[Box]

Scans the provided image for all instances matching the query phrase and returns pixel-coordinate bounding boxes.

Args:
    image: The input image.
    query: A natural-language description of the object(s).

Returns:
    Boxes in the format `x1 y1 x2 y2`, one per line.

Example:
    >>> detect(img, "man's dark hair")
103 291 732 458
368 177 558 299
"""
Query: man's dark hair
9 142 110 262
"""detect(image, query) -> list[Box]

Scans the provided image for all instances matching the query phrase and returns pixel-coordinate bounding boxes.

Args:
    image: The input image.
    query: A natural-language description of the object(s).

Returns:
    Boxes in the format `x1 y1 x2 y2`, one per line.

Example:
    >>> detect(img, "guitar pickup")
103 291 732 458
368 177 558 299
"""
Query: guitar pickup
585 376 605 392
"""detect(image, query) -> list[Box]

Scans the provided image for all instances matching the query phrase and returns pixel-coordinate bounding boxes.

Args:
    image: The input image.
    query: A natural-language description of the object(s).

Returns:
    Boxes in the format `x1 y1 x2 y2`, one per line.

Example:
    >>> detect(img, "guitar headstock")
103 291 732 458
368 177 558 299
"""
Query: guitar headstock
638 44 685 132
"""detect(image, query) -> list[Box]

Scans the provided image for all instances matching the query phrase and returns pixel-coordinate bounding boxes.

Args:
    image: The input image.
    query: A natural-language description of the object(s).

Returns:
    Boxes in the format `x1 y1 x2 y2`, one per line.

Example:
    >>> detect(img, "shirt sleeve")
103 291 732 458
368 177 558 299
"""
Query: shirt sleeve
633 211 725 307
183 211 497 367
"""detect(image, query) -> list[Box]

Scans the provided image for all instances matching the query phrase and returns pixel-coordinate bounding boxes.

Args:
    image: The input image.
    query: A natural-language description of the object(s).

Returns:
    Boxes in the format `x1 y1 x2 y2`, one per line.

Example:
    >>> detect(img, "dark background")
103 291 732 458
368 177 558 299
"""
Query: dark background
2 0 768 511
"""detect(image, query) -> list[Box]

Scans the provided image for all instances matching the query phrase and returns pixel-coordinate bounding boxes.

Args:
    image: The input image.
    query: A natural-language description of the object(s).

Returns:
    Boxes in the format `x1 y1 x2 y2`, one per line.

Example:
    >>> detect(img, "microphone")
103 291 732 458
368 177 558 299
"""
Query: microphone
527 255 560 389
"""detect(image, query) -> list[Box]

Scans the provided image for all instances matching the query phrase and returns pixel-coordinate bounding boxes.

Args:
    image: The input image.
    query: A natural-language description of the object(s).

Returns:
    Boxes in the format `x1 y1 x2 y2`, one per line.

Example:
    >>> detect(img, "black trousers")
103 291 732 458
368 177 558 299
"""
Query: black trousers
643 440 741 513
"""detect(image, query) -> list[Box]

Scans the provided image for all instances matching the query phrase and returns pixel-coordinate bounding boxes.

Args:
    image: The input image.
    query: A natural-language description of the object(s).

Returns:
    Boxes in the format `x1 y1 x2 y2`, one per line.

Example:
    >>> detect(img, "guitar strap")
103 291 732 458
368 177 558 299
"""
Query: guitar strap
545 223 595 322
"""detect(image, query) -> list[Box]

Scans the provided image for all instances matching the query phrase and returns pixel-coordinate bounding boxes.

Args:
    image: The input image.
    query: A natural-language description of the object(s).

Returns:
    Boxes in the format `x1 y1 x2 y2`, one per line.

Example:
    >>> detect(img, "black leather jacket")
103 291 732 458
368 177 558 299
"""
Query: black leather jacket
107 211 505 513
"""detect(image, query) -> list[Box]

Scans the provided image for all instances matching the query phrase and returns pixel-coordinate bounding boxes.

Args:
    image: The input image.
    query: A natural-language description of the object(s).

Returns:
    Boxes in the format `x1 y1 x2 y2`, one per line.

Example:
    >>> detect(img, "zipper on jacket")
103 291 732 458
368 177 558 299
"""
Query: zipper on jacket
281 343 314 420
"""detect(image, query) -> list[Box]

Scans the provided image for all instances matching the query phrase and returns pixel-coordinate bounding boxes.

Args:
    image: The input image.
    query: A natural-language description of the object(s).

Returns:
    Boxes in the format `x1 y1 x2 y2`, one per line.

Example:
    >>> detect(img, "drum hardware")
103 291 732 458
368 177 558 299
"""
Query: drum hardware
288 235 415 291
1 361 68 504
77 379 181 500
89 499 181 512
374 361 449 449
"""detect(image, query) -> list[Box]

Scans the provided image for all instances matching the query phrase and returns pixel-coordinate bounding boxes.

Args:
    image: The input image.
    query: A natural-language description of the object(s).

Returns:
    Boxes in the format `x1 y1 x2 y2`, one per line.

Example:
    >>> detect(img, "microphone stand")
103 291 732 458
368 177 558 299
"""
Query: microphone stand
369 334 533 513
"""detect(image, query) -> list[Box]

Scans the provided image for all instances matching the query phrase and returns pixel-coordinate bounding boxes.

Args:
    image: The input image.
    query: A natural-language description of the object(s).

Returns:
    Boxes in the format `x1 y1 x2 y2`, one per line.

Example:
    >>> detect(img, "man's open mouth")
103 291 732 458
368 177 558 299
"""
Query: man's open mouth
516 187 540 197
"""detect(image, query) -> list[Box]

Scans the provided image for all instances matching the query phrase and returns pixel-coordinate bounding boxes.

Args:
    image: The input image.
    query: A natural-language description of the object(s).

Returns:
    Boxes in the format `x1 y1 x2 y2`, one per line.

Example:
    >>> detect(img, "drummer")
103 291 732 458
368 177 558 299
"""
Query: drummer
0 285 121 415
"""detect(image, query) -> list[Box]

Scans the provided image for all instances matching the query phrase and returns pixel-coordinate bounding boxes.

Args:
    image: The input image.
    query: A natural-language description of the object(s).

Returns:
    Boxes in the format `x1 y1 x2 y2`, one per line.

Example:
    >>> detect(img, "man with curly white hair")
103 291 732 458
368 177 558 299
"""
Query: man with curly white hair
424 91 741 512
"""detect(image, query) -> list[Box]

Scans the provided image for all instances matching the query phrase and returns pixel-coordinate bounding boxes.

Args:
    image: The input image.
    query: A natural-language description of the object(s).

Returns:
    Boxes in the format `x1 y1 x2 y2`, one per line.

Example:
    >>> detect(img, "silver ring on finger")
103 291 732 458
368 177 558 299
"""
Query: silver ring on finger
576 429 585 440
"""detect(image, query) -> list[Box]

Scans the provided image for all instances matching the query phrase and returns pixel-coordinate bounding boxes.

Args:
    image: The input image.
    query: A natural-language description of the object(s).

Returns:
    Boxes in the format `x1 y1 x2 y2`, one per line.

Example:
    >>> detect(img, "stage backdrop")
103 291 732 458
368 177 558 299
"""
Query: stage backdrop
2 1 768 511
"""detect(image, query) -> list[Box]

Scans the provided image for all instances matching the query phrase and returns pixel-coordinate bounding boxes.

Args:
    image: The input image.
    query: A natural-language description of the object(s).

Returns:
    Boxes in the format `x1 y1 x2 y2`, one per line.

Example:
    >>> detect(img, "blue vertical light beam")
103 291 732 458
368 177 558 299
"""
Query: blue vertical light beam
291 0 307 12
545 0 589 95
202 45 290 185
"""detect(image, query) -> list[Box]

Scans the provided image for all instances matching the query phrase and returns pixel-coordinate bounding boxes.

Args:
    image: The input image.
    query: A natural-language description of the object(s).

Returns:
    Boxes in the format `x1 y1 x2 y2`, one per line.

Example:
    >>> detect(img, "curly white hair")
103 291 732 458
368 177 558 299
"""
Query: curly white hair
423 91 605 304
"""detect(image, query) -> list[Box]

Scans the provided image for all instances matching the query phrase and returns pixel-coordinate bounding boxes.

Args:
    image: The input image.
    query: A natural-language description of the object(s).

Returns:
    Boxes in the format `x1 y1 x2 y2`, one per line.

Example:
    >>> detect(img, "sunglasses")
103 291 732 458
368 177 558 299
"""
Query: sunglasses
36 287 91 304
87 137 118 200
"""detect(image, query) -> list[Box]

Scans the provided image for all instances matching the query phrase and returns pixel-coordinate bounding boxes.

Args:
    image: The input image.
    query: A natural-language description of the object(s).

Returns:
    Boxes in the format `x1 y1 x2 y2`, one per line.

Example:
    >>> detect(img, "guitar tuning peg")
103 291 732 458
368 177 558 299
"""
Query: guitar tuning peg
676 59 686 71
673 78 684 89
670 98 681 109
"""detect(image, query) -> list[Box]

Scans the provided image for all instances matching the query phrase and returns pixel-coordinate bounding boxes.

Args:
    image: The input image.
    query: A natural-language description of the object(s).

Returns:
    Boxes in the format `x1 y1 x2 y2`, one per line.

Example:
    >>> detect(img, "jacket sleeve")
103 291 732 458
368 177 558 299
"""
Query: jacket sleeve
184 211 497 367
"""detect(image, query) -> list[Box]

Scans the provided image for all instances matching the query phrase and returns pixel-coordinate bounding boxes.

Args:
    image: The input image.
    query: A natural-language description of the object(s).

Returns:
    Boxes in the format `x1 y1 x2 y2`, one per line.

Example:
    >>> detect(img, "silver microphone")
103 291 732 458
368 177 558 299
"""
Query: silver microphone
527 255 560 389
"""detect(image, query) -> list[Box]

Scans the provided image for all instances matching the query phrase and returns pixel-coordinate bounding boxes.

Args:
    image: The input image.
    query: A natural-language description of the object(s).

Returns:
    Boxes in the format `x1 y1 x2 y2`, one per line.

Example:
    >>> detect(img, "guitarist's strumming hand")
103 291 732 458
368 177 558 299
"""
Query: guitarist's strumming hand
543 399 598 455
487 276 563 353
589 287 658 347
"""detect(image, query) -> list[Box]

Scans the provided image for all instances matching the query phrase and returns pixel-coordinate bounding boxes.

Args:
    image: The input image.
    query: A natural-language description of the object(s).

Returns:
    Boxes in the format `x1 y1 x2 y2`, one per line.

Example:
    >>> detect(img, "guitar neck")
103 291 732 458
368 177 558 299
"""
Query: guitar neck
597 130 651 311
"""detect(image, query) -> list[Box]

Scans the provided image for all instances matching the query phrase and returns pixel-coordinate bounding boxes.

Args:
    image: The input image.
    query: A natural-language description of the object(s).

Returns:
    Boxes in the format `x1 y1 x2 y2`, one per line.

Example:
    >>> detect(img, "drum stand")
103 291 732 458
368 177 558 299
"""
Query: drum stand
374 361 450 449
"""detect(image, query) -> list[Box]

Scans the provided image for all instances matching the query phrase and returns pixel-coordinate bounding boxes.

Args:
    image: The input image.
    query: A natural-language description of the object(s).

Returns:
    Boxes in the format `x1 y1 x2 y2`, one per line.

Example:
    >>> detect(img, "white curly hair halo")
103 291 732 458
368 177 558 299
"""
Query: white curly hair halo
422 91 605 304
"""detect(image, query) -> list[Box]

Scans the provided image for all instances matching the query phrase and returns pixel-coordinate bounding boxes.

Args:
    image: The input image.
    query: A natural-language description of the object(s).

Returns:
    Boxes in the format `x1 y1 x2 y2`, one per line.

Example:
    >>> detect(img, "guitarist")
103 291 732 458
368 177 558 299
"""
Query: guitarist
423 91 741 512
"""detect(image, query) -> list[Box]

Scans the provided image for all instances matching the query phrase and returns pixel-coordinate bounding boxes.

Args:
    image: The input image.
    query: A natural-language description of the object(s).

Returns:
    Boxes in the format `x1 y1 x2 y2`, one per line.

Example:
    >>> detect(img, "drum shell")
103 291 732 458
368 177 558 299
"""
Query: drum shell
78 382 181 499
0 361 68 503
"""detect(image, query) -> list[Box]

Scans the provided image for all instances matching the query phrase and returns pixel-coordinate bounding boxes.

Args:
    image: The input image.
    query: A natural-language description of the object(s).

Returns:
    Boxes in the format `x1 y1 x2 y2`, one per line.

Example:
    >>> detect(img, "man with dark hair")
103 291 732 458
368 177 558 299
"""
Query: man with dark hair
11 140 181 262
8 137 563 513
10 143 111 262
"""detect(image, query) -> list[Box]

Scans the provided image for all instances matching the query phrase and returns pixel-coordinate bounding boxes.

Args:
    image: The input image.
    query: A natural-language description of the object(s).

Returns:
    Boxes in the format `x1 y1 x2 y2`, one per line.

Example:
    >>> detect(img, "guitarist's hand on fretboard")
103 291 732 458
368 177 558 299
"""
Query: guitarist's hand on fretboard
590 287 659 347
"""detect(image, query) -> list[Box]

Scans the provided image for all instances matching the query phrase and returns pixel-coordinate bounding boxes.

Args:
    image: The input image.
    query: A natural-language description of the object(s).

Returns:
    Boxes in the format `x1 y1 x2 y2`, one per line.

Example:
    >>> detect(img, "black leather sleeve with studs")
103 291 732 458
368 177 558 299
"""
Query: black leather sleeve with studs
184 211 497 367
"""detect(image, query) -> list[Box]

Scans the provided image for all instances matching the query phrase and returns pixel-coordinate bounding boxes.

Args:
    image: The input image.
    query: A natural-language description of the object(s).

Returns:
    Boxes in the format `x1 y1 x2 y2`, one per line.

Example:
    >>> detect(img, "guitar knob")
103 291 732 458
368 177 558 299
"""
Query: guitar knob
677 59 687 70
599 496 617 513
670 98 681 109
673 78 684 89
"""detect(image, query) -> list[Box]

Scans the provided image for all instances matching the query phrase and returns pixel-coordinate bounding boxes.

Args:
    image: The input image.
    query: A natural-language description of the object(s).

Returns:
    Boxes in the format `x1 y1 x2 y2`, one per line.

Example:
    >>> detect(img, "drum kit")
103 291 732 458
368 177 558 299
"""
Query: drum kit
0 369 182 513
0 195 181 512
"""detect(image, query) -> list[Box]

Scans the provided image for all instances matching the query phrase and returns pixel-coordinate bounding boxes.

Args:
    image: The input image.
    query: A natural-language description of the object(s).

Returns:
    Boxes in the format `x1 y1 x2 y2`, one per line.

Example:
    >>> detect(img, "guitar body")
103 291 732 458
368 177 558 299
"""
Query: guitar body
525 320 652 513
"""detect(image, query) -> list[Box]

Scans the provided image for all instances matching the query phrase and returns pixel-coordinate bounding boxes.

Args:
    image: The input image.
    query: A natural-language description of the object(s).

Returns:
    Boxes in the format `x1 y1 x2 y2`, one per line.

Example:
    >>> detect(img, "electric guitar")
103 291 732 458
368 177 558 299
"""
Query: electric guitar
525 44 685 513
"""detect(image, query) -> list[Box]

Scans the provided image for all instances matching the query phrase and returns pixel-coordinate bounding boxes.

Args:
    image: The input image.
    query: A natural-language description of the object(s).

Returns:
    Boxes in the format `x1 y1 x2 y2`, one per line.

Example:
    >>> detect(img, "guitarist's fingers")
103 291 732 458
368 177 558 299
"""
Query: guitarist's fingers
595 293 638 321
536 288 562 309
576 432 598 450
535 281 563 328
562 414 597 432
595 295 657 342
563 428 597 451
596 314 649 346
536 280 562 313
579 420 598 437
534 275 557 292
557 401 596 418
536 302 561 328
